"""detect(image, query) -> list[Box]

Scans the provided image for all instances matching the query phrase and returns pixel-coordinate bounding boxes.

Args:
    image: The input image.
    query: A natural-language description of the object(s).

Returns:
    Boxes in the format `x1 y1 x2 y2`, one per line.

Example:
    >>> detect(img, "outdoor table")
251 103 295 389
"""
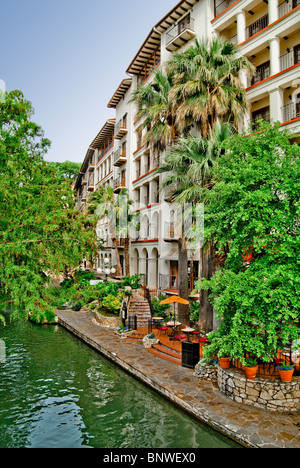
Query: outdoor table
182 328 195 342
166 322 181 328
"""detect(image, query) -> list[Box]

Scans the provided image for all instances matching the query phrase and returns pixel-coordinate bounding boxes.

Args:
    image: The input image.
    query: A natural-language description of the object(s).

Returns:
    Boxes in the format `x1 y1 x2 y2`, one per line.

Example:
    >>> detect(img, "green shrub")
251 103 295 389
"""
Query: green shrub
151 295 170 317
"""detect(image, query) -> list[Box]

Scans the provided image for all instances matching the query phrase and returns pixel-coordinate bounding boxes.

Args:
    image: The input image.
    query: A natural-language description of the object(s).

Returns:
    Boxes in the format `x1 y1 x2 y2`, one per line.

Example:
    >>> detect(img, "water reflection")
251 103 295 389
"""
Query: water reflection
0 315 241 448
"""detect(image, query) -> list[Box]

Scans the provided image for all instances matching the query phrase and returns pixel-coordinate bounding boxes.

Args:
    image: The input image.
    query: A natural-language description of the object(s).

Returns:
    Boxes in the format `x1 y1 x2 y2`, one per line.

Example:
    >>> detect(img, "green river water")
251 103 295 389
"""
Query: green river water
0 314 241 448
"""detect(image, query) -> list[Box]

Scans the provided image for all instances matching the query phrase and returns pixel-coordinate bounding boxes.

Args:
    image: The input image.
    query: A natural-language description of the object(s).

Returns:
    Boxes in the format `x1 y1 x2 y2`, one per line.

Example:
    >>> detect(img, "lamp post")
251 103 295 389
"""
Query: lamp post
103 258 117 282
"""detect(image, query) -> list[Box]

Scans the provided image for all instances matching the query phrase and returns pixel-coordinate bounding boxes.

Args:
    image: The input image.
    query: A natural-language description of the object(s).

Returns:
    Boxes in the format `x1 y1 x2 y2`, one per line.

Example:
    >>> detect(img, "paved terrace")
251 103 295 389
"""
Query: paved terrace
56 309 300 449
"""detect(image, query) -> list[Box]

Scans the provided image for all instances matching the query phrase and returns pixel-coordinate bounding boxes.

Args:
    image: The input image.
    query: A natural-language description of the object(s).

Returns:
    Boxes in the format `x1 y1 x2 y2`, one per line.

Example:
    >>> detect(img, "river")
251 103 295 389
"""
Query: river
0 314 241 448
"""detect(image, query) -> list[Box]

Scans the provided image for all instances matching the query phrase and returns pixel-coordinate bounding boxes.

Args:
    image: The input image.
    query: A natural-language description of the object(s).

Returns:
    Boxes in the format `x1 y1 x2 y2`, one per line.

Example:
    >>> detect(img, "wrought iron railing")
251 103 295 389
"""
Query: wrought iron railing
282 102 300 122
249 61 270 86
214 0 237 18
246 14 269 40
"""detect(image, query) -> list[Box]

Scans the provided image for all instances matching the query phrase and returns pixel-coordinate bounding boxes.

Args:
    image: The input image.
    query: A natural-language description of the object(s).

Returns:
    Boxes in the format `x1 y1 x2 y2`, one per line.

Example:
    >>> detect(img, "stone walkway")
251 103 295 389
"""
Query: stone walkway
56 309 300 449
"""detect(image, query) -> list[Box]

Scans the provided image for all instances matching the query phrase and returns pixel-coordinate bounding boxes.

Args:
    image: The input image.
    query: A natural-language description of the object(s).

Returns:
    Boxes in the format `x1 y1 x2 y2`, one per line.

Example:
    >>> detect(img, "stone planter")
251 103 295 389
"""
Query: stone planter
94 311 121 329
218 367 300 412
143 335 160 349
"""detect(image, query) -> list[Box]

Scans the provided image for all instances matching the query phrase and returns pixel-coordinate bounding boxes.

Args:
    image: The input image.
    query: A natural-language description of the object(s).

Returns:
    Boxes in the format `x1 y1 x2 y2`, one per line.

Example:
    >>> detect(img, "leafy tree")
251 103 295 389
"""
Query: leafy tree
48 160 81 182
0 90 97 324
196 123 300 362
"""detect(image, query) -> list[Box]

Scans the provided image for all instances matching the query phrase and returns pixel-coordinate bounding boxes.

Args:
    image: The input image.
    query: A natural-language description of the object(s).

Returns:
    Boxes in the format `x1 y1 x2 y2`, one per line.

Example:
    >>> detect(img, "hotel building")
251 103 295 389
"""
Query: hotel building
75 0 300 295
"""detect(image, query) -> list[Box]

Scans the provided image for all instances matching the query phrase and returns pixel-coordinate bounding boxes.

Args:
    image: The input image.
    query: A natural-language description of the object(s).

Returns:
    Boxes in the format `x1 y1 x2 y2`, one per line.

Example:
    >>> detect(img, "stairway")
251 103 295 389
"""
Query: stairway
127 290 152 329
147 342 182 365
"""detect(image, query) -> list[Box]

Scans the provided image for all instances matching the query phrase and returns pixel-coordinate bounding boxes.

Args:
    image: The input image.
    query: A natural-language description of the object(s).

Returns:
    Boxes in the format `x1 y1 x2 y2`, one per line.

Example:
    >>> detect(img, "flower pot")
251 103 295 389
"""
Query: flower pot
219 357 230 369
244 366 258 380
279 369 294 383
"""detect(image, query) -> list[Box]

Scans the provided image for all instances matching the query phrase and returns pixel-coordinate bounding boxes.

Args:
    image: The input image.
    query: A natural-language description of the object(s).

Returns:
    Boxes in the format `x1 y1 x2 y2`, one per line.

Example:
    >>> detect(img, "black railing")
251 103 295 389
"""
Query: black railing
214 0 237 18
246 14 269 40
251 61 270 86
128 315 137 331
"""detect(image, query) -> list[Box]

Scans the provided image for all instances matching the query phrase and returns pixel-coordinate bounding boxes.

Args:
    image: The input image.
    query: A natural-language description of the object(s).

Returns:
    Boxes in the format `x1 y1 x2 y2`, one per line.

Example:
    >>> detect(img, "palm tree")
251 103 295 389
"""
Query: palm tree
130 70 181 154
158 123 232 330
167 37 254 139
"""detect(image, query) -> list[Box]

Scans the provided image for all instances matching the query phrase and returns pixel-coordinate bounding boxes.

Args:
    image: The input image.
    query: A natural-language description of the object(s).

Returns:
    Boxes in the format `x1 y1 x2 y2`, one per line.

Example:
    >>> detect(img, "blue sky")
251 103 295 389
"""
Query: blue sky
0 0 176 163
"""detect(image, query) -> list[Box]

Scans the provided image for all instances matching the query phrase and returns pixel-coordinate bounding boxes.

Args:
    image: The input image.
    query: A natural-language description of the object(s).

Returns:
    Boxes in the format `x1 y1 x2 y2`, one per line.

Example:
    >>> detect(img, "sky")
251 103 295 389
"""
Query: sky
0 0 177 163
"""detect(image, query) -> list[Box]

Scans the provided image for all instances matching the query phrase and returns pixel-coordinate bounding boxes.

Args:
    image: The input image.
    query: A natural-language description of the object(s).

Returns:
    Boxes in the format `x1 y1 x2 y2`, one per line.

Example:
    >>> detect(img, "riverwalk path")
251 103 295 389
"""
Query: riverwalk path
56 309 300 449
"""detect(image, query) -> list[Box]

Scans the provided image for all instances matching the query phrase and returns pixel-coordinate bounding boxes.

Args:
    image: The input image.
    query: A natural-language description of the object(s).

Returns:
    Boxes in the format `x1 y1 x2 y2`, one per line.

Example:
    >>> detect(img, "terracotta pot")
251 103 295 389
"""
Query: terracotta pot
279 369 294 382
244 366 258 380
219 357 230 369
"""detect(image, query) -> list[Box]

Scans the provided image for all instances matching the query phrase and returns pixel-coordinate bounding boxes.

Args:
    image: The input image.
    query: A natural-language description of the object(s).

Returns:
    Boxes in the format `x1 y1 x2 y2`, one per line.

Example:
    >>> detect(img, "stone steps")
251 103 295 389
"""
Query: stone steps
147 347 182 365
153 343 182 360
128 292 152 328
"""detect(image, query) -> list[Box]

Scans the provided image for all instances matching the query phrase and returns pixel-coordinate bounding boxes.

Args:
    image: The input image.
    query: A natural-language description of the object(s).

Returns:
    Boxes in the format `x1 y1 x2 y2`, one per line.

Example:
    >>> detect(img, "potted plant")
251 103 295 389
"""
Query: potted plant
218 353 231 369
244 358 258 380
277 362 294 382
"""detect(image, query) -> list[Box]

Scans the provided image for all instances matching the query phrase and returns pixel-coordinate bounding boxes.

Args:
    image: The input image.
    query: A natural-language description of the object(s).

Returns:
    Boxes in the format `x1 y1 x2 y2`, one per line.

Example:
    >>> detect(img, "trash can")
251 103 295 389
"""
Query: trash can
182 342 200 369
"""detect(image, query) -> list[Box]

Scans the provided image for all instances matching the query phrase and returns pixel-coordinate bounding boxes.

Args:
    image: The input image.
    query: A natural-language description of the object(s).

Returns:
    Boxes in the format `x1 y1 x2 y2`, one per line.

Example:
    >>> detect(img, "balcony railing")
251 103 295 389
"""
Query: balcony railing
250 107 270 131
166 16 196 52
246 14 269 40
98 141 114 162
114 177 126 192
282 102 300 122
113 148 127 166
114 118 128 140
159 274 199 294
214 0 237 18
249 61 271 86
164 222 179 241
88 174 94 191
280 48 300 71
278 0 300 18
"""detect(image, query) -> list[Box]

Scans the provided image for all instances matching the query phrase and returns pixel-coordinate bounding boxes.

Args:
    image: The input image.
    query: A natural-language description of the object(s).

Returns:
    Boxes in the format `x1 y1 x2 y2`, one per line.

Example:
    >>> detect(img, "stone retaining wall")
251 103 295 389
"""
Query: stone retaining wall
94 312 121 329
218 367 300 412
194 362 218 382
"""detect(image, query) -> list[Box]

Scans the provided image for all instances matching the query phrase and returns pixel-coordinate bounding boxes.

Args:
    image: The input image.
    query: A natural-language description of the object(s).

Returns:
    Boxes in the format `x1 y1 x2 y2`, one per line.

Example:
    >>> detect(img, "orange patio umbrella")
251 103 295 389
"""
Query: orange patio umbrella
160 296 189 325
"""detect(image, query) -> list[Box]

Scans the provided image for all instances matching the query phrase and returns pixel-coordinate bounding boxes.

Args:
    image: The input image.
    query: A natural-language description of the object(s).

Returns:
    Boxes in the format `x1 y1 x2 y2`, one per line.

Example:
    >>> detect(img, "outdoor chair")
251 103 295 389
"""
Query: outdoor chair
172 326 187 342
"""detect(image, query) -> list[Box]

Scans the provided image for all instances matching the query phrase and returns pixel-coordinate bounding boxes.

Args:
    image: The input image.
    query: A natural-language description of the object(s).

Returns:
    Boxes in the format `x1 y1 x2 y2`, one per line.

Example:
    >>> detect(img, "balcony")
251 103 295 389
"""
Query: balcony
166 15 196 52
164 223 179 242
214 0 237 18
282 102 300 123
278 0 300 18
88 159 95 171
88 175 94 192
113 148 127 167
280 47 300 72
159 274 199 295
246 14 269 40
114 118 128 140
113 177 126 193
248 61 271 87
250 106 270 131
